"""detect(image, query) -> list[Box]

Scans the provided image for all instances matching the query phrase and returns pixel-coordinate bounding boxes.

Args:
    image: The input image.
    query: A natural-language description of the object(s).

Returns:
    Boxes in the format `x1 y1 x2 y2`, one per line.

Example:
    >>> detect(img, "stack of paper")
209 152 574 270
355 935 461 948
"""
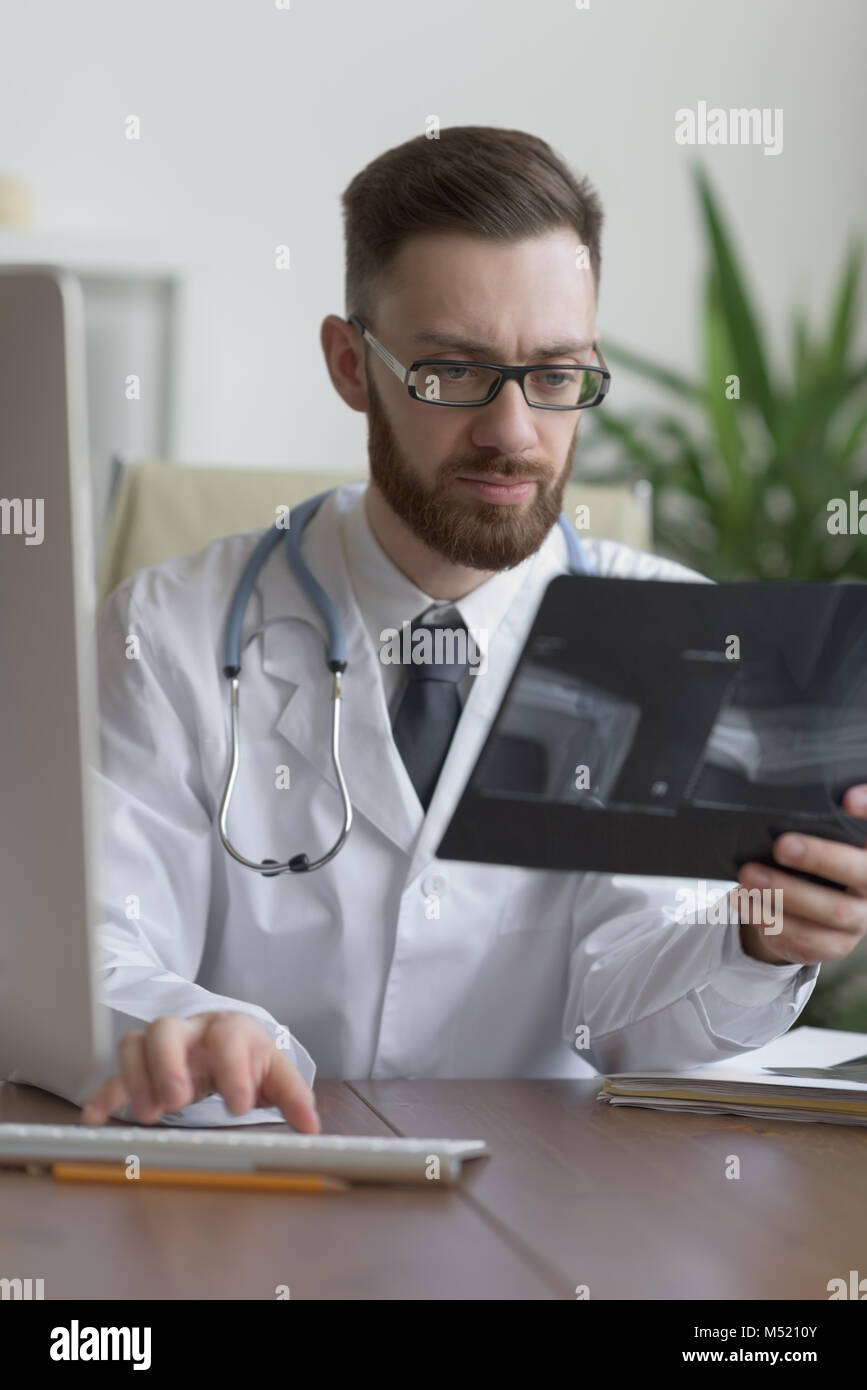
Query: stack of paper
599 1027 867 1126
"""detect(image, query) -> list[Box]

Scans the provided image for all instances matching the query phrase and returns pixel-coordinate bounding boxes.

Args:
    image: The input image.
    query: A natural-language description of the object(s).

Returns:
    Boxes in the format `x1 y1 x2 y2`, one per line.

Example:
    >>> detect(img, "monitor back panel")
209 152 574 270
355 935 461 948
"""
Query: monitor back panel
0 268 106 1090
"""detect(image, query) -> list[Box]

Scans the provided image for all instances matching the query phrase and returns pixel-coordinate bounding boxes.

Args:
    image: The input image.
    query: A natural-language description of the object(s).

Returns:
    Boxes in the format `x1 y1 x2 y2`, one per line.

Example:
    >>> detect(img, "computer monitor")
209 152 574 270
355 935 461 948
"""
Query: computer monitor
0 267 109 1099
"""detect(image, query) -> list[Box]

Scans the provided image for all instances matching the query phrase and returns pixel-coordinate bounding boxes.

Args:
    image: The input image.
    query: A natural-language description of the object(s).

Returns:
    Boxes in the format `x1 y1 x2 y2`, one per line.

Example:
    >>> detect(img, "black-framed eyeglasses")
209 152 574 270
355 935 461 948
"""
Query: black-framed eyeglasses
348 314 611 410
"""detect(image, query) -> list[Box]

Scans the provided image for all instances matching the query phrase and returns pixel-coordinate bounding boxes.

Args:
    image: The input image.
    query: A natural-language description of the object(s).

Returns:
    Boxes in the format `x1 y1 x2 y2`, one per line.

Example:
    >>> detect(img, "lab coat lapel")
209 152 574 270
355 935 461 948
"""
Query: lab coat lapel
258 488 423 857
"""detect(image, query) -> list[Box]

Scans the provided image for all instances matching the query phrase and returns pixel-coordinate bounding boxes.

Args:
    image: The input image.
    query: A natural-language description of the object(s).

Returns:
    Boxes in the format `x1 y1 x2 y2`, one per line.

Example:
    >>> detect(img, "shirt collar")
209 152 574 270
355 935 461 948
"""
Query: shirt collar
339 486 544 657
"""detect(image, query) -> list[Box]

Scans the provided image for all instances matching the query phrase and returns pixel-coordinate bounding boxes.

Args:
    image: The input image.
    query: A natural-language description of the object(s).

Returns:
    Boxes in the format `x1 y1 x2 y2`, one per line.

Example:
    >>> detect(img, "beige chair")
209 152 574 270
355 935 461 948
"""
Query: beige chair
98 459 652 603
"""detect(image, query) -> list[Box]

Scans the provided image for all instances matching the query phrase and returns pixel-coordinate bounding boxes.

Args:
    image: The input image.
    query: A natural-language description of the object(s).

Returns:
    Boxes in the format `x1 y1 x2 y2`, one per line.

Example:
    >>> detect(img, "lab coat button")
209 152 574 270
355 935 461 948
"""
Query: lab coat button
421 872 447 898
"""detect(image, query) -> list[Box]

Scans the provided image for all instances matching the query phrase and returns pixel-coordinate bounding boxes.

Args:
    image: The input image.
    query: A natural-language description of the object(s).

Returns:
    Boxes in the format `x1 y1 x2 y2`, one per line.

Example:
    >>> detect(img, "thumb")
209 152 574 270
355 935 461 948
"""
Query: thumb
842 785 867 819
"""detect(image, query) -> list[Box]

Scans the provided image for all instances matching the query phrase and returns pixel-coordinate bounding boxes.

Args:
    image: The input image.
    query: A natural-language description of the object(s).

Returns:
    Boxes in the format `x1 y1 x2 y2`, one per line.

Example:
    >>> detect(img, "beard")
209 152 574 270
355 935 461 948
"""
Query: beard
365 368 578 571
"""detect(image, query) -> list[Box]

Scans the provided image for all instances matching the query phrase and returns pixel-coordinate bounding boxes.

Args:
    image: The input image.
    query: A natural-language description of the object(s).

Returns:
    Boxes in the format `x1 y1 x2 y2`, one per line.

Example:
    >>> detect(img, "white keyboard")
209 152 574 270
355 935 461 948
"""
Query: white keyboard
0 1123 490 1184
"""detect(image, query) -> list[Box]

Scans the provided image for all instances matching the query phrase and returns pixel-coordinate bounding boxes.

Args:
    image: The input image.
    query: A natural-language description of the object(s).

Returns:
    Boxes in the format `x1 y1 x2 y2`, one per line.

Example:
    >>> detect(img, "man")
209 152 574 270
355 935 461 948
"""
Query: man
81 127 867 1132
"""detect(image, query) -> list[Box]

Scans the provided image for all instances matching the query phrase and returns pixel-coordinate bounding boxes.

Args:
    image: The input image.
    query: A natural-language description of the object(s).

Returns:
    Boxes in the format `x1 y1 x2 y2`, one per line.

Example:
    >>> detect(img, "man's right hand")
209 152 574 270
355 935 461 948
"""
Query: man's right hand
79 1011 320 1132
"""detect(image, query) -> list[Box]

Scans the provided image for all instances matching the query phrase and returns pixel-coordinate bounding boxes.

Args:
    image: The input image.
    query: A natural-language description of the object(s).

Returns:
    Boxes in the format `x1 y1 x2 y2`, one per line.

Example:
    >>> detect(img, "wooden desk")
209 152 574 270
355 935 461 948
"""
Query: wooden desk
1 1077 864 1300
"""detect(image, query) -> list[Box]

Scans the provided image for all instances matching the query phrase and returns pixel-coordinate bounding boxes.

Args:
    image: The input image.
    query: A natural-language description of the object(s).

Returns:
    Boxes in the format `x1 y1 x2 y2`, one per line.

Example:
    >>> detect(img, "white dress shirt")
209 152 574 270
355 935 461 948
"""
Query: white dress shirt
340 488 539 716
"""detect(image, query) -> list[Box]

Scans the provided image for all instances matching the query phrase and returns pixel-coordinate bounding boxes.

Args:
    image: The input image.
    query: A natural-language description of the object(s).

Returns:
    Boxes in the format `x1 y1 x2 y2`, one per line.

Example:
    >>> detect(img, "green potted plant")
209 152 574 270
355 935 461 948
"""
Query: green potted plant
583 165 867 582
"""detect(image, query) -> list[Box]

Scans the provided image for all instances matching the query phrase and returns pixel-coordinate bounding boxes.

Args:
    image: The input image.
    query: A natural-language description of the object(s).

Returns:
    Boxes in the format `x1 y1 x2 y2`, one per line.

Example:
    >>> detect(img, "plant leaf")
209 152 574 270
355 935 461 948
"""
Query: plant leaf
694 164 777 435
701 272 748 525
828 242 862 372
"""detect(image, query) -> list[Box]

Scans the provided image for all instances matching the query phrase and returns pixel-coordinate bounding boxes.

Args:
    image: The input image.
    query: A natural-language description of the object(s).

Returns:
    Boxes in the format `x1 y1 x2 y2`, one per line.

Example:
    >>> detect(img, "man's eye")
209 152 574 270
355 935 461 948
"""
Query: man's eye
532 371 572 389
441 366 475 382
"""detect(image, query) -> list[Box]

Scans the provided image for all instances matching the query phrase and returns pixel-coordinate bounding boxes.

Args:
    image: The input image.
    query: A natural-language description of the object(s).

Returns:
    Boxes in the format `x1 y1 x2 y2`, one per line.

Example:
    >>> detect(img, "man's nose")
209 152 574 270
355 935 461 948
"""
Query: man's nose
467 379 539 458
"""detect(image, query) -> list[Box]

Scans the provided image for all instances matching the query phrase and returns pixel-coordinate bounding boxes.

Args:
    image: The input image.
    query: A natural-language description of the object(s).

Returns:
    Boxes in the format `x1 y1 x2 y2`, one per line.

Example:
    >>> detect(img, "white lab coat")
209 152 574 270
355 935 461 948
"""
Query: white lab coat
75 483 818 1123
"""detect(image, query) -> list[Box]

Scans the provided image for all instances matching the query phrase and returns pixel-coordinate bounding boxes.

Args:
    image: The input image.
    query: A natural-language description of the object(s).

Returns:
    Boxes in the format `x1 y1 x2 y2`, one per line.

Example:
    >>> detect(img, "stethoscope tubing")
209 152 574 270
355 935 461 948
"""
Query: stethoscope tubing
218 489 594 877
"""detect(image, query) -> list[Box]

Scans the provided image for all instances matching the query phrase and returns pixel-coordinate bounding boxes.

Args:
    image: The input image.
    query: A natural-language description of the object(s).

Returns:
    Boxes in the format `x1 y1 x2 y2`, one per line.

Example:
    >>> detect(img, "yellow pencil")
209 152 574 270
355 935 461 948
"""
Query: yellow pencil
51 1162 349 1192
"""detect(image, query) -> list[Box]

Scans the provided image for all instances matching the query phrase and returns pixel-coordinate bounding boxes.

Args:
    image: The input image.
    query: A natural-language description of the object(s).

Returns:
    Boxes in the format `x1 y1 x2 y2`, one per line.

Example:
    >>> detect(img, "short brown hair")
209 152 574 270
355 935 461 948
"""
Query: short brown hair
341 126 604 321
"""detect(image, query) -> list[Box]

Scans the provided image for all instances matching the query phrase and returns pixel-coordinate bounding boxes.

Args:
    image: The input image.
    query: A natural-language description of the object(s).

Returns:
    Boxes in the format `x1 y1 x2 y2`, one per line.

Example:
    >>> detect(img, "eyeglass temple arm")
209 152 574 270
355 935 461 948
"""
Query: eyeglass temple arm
347 314 409 384
349 314 608 385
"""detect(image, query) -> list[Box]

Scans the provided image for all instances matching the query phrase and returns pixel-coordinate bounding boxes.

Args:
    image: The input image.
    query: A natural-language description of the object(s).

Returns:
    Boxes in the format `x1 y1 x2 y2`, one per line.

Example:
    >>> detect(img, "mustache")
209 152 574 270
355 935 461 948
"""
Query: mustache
436 456 554 484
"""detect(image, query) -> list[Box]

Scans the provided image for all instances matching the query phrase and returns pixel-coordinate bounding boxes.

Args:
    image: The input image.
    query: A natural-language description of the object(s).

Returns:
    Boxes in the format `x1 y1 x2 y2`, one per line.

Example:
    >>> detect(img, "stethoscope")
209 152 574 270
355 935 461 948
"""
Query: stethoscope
217 487 596 877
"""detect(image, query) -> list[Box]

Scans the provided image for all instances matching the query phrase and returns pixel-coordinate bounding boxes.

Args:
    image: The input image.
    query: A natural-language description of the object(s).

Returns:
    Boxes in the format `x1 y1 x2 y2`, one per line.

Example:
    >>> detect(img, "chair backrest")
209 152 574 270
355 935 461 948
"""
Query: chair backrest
98 460 652 603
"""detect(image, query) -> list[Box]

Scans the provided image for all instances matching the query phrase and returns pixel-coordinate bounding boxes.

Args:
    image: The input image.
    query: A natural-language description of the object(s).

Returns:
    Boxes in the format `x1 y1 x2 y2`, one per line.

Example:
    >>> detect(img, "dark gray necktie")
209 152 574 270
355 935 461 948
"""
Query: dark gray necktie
391 613 469 810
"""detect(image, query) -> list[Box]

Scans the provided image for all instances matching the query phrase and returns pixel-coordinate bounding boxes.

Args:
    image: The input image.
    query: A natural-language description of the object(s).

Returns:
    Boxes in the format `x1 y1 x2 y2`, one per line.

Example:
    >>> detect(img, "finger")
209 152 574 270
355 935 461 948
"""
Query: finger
205 1017 259 1115
260 1051 320 1133
141 1016 200 1116
749 910 862 966
79 1074 129 1127
119 1030 165 1123
772 832 867 895
740 861 867 934
842 785 867 820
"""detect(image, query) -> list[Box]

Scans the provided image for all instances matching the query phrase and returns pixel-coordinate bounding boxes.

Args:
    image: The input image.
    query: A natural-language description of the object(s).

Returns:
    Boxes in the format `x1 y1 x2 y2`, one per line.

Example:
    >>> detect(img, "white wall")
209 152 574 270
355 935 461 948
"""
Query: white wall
1 0 864 475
